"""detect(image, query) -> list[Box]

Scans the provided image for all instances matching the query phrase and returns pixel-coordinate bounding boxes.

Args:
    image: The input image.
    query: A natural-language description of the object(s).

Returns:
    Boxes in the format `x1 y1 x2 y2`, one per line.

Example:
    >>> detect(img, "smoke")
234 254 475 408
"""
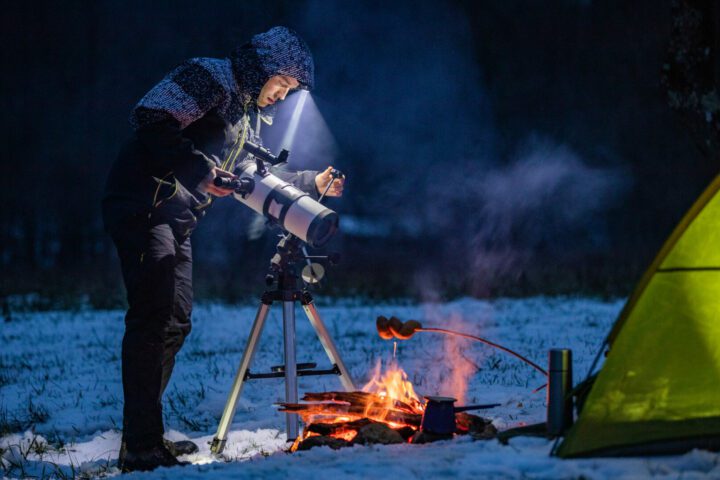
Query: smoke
479 139 626 247
467 138 631 293
414 136 631 295
415 306 488 404
434 313 481 404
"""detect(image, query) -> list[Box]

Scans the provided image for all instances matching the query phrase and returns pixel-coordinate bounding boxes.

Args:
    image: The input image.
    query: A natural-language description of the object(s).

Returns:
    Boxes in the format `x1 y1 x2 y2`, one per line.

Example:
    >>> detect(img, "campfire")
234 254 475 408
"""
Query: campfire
279 362 497 451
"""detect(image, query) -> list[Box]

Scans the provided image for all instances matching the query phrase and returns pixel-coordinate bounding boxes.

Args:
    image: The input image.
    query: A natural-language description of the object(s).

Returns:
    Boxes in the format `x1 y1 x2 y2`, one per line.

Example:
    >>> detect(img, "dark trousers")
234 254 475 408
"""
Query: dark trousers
111 216 193 451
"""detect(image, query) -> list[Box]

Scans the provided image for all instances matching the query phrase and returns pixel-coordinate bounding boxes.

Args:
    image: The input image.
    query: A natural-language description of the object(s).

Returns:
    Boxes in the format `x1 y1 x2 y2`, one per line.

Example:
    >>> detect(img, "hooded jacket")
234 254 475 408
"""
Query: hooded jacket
102 27 317 234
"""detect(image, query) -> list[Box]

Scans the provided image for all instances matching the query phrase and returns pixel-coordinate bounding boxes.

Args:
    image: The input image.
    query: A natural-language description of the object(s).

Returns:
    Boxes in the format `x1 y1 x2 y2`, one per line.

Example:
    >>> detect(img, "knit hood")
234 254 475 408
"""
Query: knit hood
230 26 315 113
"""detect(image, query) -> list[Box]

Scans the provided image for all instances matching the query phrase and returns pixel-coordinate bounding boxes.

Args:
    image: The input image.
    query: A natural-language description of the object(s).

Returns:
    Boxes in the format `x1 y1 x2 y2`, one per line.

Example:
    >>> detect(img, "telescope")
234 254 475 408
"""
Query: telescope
214 142 339 248
210 143 353 453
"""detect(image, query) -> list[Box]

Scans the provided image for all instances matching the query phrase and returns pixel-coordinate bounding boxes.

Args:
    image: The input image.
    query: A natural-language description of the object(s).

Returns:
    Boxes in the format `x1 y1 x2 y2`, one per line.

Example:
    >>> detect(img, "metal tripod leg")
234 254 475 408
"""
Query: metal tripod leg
282 301 299 440
302 302 356 391
210 302 271 454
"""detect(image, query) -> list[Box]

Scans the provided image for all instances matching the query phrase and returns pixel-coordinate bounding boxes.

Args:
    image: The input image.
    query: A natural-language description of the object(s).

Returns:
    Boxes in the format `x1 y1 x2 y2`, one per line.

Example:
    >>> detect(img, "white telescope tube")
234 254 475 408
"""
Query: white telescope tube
233 161 339 247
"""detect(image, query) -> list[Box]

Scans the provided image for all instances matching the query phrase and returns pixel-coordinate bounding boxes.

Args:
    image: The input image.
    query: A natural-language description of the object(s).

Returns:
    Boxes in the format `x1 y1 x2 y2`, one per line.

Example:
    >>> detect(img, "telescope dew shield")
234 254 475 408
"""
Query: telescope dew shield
233 161 339 247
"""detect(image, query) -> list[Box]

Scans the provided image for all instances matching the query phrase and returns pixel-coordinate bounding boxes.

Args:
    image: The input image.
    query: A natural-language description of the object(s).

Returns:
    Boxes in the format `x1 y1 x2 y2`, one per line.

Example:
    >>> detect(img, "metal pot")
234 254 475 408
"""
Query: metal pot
420 396 501 435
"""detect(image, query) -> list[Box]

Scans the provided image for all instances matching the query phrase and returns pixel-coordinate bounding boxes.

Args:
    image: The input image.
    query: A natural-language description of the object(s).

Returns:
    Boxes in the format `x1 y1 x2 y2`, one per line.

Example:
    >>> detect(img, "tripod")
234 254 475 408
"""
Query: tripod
210 234 356 454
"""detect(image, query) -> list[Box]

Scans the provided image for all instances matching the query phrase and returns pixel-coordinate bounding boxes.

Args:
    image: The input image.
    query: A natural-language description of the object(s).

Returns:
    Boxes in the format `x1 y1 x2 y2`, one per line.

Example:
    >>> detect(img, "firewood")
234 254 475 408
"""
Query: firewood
302 391 381 404
277 402 422 427
301 391 421 414
296 435 351 451
354 422 405 445
278 402 352 414
454 412 497 439
307 418 374 436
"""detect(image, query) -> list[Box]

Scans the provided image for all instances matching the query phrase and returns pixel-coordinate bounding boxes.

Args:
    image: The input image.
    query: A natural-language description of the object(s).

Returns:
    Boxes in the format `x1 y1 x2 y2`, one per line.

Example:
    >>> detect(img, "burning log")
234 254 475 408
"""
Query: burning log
302 391 421 414
302 391 380 404
296 436 351 451
305 419 407 445
353 422 405 445
277 401 423 427
306 418 374 436
455 412 498 439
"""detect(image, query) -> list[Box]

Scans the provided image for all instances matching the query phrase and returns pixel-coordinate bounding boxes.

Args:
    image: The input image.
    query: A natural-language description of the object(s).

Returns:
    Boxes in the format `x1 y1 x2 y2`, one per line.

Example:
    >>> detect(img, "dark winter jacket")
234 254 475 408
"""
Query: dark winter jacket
102 26 318 235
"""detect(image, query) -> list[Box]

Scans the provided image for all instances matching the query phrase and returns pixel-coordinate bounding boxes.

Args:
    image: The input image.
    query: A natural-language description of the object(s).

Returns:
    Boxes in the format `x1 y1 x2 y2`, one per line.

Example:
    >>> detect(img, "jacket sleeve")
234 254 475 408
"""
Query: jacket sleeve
129 59 226 192
269 163 320 199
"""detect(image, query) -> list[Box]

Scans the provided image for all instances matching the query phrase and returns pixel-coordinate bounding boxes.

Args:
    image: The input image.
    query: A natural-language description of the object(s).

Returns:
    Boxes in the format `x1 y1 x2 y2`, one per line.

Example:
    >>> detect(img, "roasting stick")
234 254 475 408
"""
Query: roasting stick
418 327 547 376
377 316 548 377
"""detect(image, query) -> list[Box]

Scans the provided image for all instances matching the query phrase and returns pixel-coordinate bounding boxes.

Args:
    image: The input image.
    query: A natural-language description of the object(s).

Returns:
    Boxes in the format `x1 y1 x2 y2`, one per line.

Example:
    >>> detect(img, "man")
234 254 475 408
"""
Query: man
102 26 343 472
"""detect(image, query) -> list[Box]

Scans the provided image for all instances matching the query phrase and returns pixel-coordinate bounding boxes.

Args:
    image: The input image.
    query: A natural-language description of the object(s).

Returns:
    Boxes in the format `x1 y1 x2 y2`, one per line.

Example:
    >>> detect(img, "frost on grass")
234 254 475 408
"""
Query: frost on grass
2 297 719 479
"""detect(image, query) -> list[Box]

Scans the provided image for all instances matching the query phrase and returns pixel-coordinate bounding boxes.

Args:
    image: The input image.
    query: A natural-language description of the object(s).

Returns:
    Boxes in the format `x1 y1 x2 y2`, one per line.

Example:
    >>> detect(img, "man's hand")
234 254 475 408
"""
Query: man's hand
315 166 345 197
199 166 236 197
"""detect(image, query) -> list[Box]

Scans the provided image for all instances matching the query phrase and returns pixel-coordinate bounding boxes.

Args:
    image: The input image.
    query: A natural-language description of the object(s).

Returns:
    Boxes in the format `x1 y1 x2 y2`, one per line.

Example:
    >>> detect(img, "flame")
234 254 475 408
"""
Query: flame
361 360 424 415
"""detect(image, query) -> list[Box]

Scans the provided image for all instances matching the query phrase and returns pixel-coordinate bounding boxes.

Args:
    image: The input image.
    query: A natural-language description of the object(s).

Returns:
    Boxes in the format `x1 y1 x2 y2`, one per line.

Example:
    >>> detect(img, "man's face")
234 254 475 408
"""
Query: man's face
257 75 300 107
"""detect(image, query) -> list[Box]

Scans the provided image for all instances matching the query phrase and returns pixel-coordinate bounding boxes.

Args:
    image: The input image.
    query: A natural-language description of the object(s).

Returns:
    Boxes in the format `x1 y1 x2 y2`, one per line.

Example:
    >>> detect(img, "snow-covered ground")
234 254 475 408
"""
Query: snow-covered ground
1 297 719 479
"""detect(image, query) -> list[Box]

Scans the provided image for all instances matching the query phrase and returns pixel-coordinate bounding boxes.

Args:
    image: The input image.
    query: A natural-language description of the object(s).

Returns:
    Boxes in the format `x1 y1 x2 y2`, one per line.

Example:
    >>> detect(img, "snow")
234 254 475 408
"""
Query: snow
2 297 719 479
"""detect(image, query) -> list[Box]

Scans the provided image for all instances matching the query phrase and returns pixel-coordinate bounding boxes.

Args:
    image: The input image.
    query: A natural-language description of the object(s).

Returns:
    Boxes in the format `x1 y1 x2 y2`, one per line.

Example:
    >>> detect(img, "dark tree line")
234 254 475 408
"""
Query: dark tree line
661 0 720 162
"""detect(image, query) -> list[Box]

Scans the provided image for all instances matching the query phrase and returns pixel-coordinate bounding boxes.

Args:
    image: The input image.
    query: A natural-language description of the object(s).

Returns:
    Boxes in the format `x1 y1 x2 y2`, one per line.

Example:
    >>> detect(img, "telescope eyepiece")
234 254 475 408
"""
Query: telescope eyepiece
213 176 233 188
213 176 255 197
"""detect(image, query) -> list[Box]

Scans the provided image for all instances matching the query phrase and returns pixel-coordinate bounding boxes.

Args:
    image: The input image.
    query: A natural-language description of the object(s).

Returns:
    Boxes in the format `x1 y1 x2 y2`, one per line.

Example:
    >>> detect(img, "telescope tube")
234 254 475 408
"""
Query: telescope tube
233 160 338 247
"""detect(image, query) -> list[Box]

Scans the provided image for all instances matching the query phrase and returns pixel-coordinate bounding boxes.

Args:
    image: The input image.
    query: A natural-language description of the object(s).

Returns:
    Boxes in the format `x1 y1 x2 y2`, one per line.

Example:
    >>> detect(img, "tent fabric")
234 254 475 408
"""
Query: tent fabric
556 175 720 458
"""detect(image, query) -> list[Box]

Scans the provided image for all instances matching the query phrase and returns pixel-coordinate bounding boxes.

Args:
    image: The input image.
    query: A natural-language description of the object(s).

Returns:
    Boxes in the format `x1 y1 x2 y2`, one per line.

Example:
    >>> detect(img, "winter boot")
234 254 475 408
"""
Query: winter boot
163 438 199 456
120 443 189 472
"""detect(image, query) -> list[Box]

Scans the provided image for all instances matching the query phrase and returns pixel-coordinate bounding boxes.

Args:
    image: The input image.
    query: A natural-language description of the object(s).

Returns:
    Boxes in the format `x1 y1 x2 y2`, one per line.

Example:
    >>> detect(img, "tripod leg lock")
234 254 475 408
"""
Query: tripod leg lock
261 292 274 305
301 291 313 305
210 437 226 455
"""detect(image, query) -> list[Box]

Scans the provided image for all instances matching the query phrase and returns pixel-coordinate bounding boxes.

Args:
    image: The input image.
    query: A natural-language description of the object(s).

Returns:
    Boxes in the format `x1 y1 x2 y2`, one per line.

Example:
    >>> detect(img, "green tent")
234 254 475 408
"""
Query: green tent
556 175 720 457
